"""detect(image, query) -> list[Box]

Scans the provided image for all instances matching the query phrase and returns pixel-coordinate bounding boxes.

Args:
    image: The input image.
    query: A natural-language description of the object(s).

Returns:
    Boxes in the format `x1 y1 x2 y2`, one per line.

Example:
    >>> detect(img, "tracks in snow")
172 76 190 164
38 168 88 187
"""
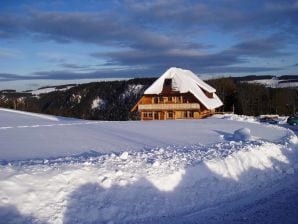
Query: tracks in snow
0 121 108 130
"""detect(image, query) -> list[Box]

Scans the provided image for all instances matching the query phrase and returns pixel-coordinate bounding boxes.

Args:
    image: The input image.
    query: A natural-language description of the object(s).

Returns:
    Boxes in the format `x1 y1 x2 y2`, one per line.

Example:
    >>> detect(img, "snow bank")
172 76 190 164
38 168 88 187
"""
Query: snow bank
0 110 297 223
214 113 259 123
233 128 252 141
0 136 297 224
0 107 61 121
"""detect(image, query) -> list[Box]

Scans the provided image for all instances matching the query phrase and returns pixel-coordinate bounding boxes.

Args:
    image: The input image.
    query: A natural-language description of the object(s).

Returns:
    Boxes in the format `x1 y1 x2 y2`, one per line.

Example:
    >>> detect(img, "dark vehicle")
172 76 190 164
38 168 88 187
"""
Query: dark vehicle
260 116 278 124
287 115 298 125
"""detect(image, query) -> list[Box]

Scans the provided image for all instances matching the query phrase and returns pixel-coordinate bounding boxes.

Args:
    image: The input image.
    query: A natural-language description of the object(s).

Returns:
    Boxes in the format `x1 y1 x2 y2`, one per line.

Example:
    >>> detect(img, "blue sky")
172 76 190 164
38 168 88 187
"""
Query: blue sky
0 0 298 89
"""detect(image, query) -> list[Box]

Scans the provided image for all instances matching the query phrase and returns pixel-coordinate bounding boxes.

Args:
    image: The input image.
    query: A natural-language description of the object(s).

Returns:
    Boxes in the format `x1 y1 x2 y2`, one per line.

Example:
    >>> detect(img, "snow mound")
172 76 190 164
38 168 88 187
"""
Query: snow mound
119 151 129 160
233 128 252 141
0 107 61 121
0 136 297 224
214 113 258 123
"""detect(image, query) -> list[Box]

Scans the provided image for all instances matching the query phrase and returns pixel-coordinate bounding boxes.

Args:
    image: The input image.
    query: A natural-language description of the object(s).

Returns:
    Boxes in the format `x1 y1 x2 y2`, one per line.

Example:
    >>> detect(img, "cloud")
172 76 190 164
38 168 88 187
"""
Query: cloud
125 0 298 33
0 9 213 73
223 37 289 58
0 10 186 51
1 1 297 45
0 4 295 53
197 66 282 73
36 52 68 63
0 1 296 79
93 49 243 69
0 66 159 82
0 48 23 59
0 73 30 81
0 14 24 38
90 36 287 73
3 7 288 71
0 63 282 83
59 63 90 69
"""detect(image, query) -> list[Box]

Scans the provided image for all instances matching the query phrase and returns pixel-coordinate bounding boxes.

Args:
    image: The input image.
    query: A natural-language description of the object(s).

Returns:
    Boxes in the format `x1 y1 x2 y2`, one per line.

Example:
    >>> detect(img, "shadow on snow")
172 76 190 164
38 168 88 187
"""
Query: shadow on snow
63 141 298 224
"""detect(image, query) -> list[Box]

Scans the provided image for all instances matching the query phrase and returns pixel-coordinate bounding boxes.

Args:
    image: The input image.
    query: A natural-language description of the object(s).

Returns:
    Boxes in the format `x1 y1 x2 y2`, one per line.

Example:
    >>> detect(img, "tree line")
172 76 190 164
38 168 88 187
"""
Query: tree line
207 78 297 116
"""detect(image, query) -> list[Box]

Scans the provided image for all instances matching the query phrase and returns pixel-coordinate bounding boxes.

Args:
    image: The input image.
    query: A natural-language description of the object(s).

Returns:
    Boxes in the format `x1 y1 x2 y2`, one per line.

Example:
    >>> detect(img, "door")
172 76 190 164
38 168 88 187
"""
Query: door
154 112 159 120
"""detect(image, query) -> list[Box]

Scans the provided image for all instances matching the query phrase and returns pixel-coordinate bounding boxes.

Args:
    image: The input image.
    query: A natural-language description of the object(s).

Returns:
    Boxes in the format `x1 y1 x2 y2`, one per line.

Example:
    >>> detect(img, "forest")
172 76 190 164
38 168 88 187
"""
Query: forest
0 77 297 120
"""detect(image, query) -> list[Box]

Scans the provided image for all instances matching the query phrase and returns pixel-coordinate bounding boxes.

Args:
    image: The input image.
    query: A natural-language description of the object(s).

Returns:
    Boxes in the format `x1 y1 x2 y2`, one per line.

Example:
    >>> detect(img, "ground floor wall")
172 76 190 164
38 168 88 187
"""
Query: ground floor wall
139 109 213 120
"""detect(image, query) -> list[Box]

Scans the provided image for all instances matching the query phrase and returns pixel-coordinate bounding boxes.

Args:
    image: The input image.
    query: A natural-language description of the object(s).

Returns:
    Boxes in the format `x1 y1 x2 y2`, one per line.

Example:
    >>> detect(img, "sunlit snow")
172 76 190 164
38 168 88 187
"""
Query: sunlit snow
0 108 297 224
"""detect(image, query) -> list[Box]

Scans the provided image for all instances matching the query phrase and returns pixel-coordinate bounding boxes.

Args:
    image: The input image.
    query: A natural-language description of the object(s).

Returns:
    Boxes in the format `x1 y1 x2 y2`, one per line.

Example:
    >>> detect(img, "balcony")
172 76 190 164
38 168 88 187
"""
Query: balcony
138 103 200 111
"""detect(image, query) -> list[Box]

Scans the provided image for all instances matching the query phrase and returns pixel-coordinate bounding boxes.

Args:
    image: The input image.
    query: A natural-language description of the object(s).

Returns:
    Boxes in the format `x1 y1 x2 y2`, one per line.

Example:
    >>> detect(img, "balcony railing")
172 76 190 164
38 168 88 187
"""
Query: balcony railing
138 103 200 111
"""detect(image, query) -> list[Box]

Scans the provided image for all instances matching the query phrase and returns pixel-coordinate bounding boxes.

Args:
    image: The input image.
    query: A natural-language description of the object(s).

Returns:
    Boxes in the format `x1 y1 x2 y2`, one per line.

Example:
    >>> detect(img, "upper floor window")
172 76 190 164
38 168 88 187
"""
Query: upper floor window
159 96 163 103
164 78 172 87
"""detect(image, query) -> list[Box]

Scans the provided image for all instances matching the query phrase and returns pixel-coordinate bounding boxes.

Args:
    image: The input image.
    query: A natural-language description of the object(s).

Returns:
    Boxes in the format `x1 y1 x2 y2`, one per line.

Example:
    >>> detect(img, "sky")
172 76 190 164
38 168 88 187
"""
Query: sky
0 0 298 90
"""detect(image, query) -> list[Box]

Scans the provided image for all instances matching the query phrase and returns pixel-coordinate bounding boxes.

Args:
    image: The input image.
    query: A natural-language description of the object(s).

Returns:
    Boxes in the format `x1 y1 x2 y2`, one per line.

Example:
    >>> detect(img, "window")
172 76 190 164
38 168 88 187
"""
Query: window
148 112 153 117
189 111 194 118
164 78 172 87
168 111 174 119
159 96 163 103
183 111 187 118
168 96 172 102
143 112 148 118
154 96 158 104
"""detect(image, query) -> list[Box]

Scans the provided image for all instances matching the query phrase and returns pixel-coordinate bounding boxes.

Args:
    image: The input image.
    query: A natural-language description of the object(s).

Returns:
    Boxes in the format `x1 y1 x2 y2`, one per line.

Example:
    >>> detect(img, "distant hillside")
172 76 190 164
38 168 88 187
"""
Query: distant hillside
232 75 298 88
232 75 275 82
0 76 297 120
0 78 156 120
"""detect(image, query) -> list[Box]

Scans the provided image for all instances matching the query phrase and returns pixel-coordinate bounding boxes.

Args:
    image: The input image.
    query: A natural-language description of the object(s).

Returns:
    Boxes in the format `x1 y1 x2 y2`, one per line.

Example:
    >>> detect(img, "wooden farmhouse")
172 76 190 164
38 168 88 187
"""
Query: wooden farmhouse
131 67 223 120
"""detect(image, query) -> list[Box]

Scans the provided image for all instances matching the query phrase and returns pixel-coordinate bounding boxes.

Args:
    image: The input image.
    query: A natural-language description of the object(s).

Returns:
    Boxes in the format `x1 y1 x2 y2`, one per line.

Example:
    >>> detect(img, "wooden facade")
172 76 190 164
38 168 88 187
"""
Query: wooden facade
131 68 223 120
131 92 215 120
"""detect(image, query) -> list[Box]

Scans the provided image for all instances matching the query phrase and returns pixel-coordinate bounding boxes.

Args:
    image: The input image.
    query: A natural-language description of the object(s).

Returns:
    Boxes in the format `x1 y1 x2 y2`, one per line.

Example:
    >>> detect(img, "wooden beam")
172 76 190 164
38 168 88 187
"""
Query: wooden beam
130 96 144 112
140 111 144 121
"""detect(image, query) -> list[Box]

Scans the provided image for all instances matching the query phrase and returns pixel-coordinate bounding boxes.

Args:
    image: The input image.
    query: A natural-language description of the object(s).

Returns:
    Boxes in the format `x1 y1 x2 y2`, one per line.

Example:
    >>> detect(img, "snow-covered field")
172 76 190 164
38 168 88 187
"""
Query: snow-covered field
29 86 73 95
0 108 298 224
245 78 298 88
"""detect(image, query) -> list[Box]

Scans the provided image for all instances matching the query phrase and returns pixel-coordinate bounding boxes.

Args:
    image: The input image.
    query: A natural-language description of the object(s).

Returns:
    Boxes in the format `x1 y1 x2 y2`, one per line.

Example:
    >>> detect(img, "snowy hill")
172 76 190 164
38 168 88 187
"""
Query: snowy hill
0 108 298 223
28 84 76 95
238 75 298 88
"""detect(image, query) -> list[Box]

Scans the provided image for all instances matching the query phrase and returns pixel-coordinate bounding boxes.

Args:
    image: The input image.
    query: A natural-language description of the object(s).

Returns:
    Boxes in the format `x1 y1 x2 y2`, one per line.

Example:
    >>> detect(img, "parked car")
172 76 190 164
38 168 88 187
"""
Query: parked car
287 115 298 125
260 116 278 124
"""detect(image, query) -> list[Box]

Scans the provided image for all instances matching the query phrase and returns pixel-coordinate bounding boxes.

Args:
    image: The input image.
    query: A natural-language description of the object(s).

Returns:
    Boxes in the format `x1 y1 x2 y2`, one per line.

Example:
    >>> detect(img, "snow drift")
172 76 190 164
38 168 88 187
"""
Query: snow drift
0 109 297 223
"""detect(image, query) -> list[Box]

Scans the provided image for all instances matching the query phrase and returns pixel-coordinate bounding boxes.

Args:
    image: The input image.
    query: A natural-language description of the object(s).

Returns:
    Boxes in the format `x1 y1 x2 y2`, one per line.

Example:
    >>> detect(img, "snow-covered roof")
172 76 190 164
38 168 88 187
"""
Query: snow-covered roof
144 67 223 110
